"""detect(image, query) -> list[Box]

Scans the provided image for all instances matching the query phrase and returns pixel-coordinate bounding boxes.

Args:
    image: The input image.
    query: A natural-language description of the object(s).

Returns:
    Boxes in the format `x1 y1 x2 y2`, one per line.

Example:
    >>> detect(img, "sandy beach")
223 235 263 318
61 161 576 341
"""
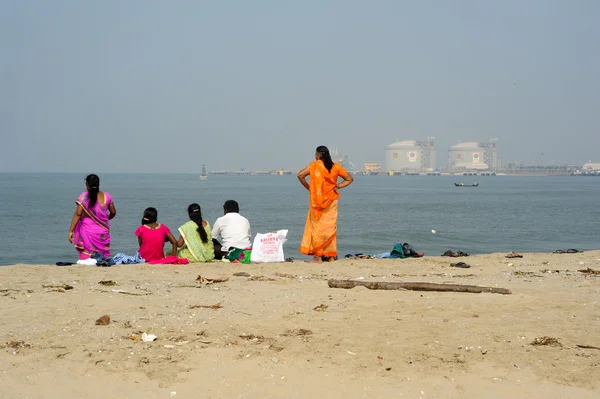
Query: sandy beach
1 251 599 398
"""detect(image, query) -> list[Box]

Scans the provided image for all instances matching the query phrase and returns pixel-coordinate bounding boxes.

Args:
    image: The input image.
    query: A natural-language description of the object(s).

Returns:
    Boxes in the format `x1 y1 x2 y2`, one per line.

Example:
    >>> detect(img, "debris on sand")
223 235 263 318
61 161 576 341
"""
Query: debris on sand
95 314 110 326
196 275 229 284
578 268 600 275
328 279 511 295
99 280 117 286
248 276 277 282
531 336 561 347
142 333 157 342
513 271 544 278
239 334 265 343
42 284 73 292
282 329 313 337
275 273 297 279
111 289 150 296
1 341 32 350
313 304 328 312
1 289 34 296
189 302 222 309
576 344 600 350
233 272 251 277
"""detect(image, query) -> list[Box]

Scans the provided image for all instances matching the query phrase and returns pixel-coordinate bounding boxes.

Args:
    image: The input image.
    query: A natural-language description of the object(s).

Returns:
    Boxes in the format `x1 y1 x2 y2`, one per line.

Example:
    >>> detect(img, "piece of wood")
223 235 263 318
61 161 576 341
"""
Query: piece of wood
577 345 600 350
189 302 223 309
327 279 511 295
196 275 229 284
578 268 600 275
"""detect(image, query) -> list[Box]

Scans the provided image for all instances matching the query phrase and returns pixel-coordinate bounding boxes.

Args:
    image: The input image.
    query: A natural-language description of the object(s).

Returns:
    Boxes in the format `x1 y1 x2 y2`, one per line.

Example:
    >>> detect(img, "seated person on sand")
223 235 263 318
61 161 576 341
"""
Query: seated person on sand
168 203 215 262
135 207 178 262
212 200 252 259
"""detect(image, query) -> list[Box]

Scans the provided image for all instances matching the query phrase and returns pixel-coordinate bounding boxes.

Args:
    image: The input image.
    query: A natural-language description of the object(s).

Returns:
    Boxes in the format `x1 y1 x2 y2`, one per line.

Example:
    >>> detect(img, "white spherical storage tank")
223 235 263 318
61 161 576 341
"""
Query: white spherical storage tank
449 142 488 170
385 140 422 171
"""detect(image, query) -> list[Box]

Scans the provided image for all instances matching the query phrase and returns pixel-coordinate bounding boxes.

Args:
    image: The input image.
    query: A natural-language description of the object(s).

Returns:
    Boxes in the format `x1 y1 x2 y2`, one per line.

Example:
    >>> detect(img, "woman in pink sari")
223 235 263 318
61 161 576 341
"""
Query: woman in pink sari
68 174 117 259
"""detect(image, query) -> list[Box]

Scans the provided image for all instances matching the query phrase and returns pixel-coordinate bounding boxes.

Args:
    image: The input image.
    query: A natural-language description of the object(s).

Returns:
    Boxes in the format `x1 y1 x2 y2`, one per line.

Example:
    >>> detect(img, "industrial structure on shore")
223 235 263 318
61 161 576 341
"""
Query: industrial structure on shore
448 139 499 172
382 138 499 173
207 139 593 176
384 137 436 172
330 148 358 173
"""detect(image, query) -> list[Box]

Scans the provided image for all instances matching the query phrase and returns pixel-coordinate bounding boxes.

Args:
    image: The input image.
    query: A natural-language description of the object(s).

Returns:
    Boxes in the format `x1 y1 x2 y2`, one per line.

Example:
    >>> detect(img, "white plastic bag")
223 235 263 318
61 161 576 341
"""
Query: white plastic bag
250 230 288 263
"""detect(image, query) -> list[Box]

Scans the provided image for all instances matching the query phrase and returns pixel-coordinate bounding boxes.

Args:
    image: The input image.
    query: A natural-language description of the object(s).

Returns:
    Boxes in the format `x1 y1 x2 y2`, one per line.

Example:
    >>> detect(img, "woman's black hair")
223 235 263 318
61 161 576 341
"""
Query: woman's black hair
316 145 334 172
188 203 208 243
142 207 157 225
85 174 100 208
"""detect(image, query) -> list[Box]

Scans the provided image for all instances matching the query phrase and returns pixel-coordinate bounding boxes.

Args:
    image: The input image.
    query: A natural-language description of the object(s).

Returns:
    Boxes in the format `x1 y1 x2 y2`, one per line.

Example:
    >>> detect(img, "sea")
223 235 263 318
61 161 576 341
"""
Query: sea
0 173 599 266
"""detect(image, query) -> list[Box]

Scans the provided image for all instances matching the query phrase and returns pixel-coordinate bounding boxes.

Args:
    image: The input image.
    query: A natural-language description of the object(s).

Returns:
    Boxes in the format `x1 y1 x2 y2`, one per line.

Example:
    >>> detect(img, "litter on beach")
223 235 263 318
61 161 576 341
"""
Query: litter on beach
141 333 157 342
189 302 223 309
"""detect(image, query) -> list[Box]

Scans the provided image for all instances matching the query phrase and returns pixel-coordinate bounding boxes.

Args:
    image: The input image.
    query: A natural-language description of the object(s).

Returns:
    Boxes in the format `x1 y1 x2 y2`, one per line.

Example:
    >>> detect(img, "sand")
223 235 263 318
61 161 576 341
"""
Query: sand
1 251 599 398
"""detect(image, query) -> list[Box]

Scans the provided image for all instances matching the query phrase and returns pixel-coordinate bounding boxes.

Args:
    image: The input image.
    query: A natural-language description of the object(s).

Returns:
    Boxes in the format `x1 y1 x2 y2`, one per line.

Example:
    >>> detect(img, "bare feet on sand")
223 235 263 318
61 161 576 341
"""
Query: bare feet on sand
309 256 336 263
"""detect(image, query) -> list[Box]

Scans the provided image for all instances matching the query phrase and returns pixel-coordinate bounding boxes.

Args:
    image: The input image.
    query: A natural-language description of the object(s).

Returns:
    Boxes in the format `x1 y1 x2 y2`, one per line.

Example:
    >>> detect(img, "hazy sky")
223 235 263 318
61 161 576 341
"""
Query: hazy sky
2 0 599 172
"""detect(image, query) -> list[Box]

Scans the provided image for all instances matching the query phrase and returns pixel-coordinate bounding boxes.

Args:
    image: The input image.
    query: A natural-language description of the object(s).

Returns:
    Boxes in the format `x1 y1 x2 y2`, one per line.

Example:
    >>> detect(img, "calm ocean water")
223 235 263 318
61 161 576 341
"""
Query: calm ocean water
0 173 599 266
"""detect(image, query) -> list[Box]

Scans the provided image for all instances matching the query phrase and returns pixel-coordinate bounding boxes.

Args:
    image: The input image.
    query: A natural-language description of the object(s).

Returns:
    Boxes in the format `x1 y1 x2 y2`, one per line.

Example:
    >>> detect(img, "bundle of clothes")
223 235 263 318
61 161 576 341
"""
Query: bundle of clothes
224 247 252 264
345 243 424 259
56 251 189 267
441 250 470 257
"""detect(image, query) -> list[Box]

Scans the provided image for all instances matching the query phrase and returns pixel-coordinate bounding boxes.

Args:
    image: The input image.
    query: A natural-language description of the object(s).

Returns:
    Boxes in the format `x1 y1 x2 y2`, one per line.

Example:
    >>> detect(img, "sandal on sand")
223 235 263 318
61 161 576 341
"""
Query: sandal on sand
450 262 471 268
505 251 523 258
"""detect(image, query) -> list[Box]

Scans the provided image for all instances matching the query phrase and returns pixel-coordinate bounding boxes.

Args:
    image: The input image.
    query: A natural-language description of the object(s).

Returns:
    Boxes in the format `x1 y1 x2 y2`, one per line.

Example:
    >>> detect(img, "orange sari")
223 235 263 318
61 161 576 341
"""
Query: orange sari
300 161 349 258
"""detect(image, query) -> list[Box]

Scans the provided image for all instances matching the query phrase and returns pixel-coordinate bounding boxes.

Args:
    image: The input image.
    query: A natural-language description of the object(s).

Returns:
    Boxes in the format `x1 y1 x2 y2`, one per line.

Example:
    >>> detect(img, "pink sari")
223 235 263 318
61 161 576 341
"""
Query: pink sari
73 192 112 259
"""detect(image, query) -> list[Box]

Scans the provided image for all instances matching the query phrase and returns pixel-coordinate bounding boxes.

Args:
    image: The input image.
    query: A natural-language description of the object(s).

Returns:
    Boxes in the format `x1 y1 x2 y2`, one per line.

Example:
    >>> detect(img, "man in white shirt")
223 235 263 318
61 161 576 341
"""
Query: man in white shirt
212 200 252 259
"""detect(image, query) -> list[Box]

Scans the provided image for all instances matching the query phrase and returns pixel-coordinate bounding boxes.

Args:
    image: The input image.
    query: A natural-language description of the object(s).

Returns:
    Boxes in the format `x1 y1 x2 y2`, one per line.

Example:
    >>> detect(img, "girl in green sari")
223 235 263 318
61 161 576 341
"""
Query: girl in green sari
173 203 215 262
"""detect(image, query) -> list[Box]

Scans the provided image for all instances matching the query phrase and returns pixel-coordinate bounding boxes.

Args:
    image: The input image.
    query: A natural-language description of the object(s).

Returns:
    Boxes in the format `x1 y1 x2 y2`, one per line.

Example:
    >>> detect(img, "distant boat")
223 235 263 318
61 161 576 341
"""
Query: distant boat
199 165 208 181
455 182 479 187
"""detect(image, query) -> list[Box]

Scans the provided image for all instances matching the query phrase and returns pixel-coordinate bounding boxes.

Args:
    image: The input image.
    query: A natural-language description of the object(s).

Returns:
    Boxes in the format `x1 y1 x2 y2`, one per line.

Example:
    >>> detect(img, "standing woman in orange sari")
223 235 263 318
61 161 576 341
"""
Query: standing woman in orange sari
297 146 354 263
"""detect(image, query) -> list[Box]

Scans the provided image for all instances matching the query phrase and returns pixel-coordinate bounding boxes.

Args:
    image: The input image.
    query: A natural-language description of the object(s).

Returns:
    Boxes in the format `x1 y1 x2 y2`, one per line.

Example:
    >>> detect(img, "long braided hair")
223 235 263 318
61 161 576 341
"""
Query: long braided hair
85 174 100 208
316 145 334 172
187 203 209 243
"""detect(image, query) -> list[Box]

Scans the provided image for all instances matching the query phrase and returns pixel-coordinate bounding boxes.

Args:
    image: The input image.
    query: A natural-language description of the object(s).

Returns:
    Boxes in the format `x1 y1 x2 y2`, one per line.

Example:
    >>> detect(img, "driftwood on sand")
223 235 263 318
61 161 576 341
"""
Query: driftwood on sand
327 279 511 295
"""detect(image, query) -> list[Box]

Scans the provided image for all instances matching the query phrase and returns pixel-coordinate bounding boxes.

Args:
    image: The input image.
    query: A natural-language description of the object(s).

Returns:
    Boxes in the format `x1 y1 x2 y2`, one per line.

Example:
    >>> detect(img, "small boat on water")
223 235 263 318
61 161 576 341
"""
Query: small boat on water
455 182 478 187
199 165 208 181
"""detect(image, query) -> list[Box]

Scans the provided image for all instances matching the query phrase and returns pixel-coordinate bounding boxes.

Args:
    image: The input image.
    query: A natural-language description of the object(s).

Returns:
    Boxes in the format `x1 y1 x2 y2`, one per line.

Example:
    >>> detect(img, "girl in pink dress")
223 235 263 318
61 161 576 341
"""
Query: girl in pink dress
134 207 177 262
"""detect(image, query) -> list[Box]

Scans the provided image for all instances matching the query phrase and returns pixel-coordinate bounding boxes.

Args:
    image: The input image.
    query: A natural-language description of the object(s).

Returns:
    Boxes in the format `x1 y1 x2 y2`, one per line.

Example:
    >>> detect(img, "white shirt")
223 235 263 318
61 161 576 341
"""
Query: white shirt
212 212 252 251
